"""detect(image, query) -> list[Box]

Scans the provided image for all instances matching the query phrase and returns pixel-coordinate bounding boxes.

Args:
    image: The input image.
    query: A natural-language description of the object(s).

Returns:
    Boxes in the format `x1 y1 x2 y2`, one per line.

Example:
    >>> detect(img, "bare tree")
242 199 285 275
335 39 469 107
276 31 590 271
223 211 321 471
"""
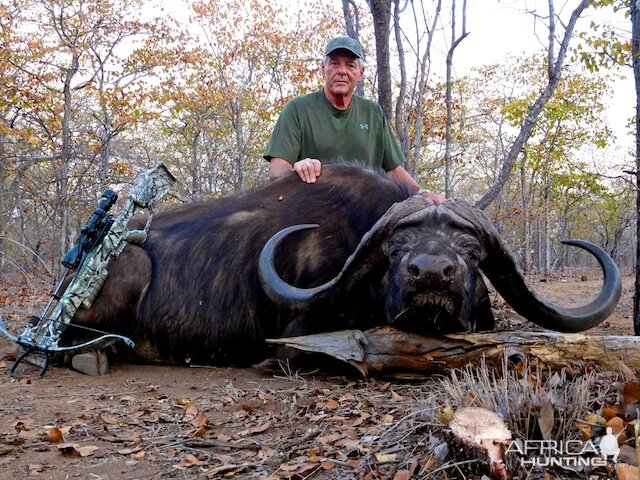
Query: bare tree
444 0 468 198
47 0 83 259
408 0 442 178
474 0 590 210
392 0 442 177
0 119 7 281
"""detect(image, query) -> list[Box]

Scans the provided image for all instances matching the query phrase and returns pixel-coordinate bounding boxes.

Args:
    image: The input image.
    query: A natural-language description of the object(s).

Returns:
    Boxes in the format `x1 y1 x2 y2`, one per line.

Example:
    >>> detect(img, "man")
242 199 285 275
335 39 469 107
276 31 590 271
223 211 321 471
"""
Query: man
264 36 444 204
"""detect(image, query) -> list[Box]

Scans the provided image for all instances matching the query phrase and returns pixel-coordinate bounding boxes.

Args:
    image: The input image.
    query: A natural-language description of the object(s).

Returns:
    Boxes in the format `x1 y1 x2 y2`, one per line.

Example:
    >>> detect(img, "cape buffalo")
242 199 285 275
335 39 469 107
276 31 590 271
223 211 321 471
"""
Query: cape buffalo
63 164 621 366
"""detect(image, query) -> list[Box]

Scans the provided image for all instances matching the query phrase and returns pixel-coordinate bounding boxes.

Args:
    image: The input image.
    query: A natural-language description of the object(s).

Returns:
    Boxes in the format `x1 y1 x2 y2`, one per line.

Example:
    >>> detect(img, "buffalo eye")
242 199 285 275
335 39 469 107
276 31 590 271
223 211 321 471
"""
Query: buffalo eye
456 238 482 262
466 246 483 262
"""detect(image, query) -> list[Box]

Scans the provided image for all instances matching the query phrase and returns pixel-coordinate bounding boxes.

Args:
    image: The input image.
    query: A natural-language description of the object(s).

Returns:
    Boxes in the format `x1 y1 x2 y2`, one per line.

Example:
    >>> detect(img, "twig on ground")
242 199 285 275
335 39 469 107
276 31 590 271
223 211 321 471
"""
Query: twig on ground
204 463 255 476
158 438 261 450
281 428 322 459
0 406 33 412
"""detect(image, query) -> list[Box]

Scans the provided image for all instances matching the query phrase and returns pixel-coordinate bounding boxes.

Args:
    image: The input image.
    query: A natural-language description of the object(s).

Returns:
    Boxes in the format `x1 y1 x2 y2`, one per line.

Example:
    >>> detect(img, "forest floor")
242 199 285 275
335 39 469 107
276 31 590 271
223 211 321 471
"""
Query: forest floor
0 271 635 480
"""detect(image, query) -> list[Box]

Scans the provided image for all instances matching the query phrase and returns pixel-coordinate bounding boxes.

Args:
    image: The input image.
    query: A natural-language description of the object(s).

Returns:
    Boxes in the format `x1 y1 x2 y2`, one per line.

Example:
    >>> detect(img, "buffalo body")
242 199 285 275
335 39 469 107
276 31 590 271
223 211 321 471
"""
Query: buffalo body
66 164 621 366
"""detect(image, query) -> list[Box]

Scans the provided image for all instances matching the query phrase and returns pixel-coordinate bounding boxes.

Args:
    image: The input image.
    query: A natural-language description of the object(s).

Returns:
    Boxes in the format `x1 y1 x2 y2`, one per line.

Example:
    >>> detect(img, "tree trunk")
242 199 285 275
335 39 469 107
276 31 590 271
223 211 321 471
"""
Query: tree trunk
98 122 111 189
342 0 364 97
0 121 7 280
537 217 543 271
191 130 201 201
268 327 640 377
543 181 551 275
367 0 392 119
520 152 531 273
59 51 80 263
444 0 468 199
233 100 246 193
632 0 640 335
342 0 359 38
392 0 409 159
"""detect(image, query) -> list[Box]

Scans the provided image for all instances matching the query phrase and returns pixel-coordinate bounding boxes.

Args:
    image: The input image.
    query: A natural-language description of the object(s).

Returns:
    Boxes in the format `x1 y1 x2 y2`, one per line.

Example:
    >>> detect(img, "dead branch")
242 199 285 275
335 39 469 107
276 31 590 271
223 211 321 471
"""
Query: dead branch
267 326 640 377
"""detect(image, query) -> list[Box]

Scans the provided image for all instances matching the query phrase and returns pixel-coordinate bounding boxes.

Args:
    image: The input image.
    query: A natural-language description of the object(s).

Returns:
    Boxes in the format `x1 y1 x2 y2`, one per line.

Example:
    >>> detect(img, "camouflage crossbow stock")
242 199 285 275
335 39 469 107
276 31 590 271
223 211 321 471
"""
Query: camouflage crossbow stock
0 163 176 377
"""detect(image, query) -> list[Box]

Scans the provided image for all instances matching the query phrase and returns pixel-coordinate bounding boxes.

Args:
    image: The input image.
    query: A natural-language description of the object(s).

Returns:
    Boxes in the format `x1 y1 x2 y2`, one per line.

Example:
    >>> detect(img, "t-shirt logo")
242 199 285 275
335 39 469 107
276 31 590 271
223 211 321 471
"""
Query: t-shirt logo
360 123 369 130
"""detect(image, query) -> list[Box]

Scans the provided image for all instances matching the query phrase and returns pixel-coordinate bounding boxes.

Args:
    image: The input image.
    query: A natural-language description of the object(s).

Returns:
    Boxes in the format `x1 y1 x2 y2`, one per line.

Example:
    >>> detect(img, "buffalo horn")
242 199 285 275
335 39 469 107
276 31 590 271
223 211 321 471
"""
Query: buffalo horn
483 239 621 332
259 195 434 310
446 199 622 332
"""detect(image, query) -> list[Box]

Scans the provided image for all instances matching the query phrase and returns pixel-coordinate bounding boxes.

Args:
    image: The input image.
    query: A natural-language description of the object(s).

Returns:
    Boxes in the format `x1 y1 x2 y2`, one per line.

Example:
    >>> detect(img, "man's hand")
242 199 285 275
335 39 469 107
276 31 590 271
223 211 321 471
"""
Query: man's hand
293 158 322 183
419 190 445 204
268 157 322 183
386 165 445 204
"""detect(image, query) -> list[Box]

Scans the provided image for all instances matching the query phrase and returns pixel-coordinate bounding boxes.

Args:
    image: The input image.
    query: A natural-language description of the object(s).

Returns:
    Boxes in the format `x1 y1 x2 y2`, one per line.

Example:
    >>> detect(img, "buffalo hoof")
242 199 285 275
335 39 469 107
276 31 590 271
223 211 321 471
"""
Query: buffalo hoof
71 350 109 376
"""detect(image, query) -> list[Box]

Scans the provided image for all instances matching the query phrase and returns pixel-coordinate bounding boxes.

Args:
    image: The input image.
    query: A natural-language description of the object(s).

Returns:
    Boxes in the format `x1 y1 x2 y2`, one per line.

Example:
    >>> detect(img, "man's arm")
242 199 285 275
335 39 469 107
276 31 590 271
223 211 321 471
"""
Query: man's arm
269 157 322 183
386 165 445 204
268 158 294 182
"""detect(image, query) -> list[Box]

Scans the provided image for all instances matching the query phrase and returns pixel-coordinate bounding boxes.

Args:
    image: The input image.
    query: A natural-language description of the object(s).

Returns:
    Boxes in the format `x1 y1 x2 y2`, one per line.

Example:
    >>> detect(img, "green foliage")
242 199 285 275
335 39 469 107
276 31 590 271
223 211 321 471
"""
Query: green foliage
574 1 631 72
575 26 631 72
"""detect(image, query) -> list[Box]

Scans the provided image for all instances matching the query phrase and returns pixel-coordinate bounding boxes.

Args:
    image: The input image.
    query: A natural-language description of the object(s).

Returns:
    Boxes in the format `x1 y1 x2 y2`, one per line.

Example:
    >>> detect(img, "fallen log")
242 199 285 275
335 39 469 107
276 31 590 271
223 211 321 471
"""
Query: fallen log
266 326 640 377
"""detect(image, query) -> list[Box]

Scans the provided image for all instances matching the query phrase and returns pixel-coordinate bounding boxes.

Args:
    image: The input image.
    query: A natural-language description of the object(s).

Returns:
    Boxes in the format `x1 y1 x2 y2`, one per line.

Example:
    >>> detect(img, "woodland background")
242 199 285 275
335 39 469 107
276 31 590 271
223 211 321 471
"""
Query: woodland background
0 0 635 285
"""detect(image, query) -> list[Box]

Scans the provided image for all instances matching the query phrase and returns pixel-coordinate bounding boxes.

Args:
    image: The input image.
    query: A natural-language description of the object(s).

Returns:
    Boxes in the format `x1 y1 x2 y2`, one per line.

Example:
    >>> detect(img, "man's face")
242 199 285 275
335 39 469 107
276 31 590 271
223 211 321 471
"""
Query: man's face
322 51 364 98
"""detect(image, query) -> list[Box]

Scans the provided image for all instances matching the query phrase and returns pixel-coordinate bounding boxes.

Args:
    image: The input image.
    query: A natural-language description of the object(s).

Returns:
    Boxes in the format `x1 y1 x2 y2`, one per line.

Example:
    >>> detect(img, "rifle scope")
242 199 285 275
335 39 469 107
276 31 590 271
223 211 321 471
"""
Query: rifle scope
61 189 118 269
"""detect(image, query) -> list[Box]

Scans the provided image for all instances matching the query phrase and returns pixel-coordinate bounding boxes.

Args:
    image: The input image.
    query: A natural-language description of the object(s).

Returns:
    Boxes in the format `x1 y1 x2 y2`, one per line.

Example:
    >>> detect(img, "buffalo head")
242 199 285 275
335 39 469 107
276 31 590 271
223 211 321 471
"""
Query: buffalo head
259 195 621 335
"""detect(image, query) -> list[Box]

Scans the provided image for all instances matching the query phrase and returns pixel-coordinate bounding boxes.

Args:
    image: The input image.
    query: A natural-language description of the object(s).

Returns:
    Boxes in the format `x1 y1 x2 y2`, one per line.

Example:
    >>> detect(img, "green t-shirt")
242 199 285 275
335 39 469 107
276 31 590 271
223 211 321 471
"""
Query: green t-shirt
263 90 404 172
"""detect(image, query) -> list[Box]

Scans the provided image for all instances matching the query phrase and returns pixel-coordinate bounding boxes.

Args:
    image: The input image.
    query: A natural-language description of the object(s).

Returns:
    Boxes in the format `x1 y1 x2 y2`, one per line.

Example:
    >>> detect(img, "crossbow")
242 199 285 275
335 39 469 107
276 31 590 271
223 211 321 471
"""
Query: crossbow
0 163 176 377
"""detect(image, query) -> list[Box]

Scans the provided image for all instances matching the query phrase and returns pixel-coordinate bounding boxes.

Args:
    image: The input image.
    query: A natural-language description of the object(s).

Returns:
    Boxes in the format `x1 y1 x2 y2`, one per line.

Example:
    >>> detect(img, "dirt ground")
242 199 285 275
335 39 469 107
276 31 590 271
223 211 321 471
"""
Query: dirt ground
0 271 635 479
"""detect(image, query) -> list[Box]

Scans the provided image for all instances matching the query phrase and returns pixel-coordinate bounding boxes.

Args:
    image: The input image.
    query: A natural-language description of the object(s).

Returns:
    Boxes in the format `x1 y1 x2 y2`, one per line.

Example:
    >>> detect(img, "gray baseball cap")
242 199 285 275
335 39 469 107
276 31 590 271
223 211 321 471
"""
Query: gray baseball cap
324 36 365 59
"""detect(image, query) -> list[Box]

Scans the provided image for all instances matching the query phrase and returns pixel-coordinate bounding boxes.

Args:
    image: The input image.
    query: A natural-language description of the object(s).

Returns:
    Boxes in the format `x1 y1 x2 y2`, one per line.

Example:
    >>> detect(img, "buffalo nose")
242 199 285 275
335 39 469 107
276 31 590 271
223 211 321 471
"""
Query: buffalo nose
407 254 455 286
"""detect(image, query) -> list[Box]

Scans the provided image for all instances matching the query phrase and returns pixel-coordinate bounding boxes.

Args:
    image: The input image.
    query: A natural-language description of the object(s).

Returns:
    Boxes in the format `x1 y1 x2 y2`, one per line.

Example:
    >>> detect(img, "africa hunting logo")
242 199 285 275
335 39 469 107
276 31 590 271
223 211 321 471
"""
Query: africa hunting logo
507 429 620 468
